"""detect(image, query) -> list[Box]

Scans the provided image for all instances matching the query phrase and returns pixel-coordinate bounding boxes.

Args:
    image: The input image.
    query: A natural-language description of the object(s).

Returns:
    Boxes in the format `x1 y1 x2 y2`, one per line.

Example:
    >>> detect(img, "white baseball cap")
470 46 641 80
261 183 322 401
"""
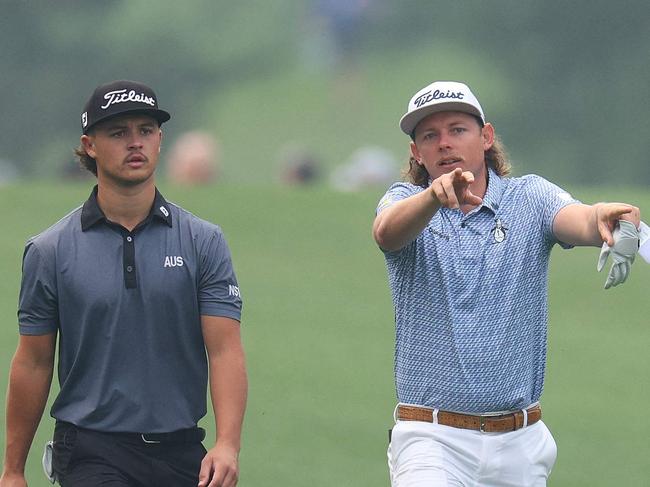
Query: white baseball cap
399 81 485 136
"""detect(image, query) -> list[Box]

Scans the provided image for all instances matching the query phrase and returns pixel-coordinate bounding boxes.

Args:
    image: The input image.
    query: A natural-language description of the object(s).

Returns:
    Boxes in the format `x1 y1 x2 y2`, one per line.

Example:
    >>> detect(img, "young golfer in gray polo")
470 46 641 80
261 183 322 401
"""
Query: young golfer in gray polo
1 80 247 487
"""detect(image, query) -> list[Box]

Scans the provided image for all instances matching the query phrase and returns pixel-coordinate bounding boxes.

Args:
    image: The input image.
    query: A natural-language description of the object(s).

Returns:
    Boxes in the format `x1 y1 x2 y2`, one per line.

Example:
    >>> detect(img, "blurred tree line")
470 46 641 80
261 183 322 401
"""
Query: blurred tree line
1 0 649 184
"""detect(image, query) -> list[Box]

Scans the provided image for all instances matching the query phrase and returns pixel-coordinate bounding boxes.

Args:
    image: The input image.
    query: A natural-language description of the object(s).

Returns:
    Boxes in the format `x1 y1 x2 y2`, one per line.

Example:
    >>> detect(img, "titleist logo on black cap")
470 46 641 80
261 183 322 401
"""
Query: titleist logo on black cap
81 80 171 134
101 89 156 110
413 89 465 108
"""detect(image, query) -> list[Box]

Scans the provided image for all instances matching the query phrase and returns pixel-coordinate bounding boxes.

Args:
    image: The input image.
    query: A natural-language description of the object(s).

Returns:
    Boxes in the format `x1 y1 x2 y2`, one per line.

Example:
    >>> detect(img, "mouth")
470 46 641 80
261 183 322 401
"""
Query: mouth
125 154 147 165
437 157 463 167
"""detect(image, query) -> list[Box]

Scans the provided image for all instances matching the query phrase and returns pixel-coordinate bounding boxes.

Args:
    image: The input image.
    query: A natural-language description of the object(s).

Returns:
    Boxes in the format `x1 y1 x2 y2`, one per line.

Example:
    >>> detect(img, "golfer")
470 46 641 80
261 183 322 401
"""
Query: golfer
373 80 641 486
1 80 247 487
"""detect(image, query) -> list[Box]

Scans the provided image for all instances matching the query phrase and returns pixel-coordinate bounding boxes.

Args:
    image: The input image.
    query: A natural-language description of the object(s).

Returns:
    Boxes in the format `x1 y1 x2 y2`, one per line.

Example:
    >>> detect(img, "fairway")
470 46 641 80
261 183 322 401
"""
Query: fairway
0 182 648 486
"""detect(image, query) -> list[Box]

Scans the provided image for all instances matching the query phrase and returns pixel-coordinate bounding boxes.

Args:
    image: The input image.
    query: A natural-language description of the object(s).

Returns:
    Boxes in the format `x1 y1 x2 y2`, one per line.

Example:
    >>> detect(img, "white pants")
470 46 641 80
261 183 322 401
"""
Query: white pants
387 419 557 487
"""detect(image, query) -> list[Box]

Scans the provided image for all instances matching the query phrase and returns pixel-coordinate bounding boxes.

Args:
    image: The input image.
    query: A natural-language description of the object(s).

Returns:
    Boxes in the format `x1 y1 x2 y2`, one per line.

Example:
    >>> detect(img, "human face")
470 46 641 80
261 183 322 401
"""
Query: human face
81 114 162 188
410 111 494 190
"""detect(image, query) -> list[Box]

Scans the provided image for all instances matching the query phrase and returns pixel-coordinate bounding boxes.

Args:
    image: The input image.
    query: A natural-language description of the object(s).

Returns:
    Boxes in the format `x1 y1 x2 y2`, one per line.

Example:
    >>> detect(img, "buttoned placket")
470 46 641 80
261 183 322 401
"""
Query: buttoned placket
123 231 137 289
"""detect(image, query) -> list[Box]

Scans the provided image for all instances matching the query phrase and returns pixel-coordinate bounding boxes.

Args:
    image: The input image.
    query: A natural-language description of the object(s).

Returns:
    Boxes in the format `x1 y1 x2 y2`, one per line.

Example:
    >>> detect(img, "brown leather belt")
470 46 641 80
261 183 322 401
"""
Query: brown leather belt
397 404 542 433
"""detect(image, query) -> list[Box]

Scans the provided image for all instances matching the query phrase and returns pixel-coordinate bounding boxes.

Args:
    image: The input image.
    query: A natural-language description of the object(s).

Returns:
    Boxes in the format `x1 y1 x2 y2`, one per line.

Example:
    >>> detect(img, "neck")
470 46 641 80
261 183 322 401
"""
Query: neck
96 179 156 231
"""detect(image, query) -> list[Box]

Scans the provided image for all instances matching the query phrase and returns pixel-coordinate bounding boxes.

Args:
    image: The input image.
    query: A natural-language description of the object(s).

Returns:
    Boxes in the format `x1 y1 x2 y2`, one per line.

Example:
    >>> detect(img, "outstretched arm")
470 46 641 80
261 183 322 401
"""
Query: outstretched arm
1 333 56 487
198 316 247 487
373 168 482 251
553 202 640 247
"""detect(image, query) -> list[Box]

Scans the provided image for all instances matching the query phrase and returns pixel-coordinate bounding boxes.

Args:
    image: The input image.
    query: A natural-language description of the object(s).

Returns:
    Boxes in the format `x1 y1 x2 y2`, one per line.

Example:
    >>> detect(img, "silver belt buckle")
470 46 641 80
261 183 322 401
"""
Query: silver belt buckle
141 434 161 444
479 415 487 433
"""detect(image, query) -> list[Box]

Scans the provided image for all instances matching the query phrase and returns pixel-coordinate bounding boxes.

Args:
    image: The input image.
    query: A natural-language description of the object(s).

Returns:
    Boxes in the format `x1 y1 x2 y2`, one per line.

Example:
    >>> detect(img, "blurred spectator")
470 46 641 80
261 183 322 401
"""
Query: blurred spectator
0 158 19 185
166 131 220 185
278 143 321 186
314 0 370 65
302 0 371 72
330 145 398 191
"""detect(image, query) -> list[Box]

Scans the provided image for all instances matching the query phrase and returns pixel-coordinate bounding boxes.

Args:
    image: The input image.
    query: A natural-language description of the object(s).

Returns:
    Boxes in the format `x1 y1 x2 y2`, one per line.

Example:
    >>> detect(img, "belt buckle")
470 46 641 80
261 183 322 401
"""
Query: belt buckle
141 434 161 444
479 415 487 433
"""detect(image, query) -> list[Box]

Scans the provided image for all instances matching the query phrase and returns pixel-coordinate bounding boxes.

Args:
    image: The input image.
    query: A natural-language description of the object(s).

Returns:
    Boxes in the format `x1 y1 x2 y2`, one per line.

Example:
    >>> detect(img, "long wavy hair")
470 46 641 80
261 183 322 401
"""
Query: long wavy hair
404 123 511 188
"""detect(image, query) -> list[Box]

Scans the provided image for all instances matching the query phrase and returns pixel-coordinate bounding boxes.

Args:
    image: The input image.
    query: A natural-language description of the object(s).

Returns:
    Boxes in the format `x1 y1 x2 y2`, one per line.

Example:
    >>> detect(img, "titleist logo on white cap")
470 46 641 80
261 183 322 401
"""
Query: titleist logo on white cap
399 81 485 136
413 88 466 108
101 89 156 110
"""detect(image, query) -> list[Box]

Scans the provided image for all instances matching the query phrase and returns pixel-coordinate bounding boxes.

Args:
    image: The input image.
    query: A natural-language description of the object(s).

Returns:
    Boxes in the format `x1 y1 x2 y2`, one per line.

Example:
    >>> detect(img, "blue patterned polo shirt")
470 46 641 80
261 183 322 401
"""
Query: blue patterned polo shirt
377 169 579 413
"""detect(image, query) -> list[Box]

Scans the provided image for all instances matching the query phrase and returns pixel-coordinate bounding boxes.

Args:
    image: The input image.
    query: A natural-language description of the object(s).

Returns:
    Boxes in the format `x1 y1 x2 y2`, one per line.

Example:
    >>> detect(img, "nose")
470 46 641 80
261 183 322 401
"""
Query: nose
438 132 452 150
127 132 144 150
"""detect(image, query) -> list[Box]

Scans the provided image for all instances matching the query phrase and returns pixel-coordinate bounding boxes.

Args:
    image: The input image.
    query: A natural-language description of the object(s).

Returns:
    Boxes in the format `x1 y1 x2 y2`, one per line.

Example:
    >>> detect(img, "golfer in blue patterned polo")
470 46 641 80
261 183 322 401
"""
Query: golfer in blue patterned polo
373 81 641 486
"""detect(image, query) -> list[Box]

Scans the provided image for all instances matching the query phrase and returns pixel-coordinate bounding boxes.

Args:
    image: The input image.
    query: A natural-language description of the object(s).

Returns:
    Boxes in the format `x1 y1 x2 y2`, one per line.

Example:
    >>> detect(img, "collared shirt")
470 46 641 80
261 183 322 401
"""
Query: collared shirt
377 169 579 413
18 186 242 432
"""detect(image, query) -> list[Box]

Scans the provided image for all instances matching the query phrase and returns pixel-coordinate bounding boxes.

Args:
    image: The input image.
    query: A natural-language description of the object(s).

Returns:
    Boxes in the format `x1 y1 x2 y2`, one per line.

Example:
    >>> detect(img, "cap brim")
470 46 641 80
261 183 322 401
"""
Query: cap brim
83 108 171 134
399 102 483 136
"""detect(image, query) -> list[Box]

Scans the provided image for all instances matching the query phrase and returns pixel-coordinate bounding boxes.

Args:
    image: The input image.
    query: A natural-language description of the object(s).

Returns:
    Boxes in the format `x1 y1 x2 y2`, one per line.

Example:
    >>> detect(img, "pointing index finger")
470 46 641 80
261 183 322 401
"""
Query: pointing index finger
450 167 464 180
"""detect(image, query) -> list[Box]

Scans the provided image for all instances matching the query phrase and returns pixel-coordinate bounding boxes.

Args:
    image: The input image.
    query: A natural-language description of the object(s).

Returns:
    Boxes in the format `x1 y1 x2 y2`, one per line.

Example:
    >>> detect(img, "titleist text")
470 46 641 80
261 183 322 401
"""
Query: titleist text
101 89 156 110
414 89 464 107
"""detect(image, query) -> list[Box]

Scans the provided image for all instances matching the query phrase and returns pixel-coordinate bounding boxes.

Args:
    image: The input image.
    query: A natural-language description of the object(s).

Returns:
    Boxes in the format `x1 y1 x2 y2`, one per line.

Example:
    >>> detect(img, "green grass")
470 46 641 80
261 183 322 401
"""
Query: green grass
0 182 649 486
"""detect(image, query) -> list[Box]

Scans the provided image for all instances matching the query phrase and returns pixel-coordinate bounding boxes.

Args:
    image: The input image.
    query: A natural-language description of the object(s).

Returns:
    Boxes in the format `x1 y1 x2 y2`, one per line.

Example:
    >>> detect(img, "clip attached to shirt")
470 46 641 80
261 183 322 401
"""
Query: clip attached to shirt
492 218 508 243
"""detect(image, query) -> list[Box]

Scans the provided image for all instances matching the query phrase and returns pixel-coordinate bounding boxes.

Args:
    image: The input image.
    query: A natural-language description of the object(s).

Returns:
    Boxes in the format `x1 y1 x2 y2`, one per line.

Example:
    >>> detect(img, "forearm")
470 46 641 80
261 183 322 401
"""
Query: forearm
569 203 604 247
208 345 247 451
3 355 53 475
373 187 440 251
554 202 641 247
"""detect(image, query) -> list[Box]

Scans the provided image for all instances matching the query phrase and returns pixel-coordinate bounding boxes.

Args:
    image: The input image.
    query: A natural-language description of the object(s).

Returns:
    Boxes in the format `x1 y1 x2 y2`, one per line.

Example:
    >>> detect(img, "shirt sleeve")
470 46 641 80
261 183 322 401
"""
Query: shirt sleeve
198 230 243 321
523 175 581 248
18 240 60 335
376 182 421 214
376 182 424 258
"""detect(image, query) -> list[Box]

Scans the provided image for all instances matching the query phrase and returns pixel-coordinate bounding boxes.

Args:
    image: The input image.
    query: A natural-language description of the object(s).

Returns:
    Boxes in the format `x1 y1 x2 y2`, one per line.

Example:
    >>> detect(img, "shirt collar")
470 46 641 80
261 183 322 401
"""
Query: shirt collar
81 185 173 231
480 168 505 214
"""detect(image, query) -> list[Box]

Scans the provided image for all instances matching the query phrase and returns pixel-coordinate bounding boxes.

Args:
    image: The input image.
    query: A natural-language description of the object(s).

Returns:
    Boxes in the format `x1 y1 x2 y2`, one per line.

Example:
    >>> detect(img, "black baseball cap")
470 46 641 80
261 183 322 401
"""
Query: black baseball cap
81 80 171 134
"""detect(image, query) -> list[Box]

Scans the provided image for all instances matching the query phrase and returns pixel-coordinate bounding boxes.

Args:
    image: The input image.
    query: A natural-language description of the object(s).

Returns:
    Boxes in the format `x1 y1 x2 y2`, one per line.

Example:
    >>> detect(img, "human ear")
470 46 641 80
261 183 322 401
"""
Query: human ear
409 141 422 165
80 135 97 159
482 123 495 150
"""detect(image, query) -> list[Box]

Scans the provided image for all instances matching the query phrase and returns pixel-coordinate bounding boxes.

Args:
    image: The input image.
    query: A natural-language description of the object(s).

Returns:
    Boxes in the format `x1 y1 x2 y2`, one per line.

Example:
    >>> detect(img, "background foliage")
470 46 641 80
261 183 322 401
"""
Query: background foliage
2 0 650 184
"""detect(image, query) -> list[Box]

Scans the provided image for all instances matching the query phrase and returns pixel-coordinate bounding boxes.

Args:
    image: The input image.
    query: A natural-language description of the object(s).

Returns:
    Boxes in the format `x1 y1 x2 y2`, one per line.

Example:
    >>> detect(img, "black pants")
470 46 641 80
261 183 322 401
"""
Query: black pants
52 422 206 487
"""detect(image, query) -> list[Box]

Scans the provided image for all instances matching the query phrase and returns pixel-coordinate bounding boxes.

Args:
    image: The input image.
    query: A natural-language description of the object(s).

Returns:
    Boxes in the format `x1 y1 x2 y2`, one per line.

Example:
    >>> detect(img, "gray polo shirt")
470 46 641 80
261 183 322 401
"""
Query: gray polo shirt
18 186 242 433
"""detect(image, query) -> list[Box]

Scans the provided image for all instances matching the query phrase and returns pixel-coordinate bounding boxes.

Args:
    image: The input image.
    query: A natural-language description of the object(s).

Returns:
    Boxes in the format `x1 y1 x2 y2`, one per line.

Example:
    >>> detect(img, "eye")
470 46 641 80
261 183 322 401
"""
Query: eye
422 132 437 141
110 130 125 138
141 127 154 135
451 127 467 134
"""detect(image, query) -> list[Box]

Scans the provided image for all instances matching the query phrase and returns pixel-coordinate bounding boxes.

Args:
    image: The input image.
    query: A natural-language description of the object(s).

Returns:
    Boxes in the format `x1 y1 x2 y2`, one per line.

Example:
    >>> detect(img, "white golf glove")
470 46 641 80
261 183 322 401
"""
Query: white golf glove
42 440 55 483
597 220 639 289
639 221 650 263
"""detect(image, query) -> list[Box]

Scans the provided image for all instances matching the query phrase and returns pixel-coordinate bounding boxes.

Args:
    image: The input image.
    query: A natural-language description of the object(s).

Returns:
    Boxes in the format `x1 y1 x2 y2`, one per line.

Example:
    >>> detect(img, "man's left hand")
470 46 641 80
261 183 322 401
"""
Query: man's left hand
198 442 239 487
